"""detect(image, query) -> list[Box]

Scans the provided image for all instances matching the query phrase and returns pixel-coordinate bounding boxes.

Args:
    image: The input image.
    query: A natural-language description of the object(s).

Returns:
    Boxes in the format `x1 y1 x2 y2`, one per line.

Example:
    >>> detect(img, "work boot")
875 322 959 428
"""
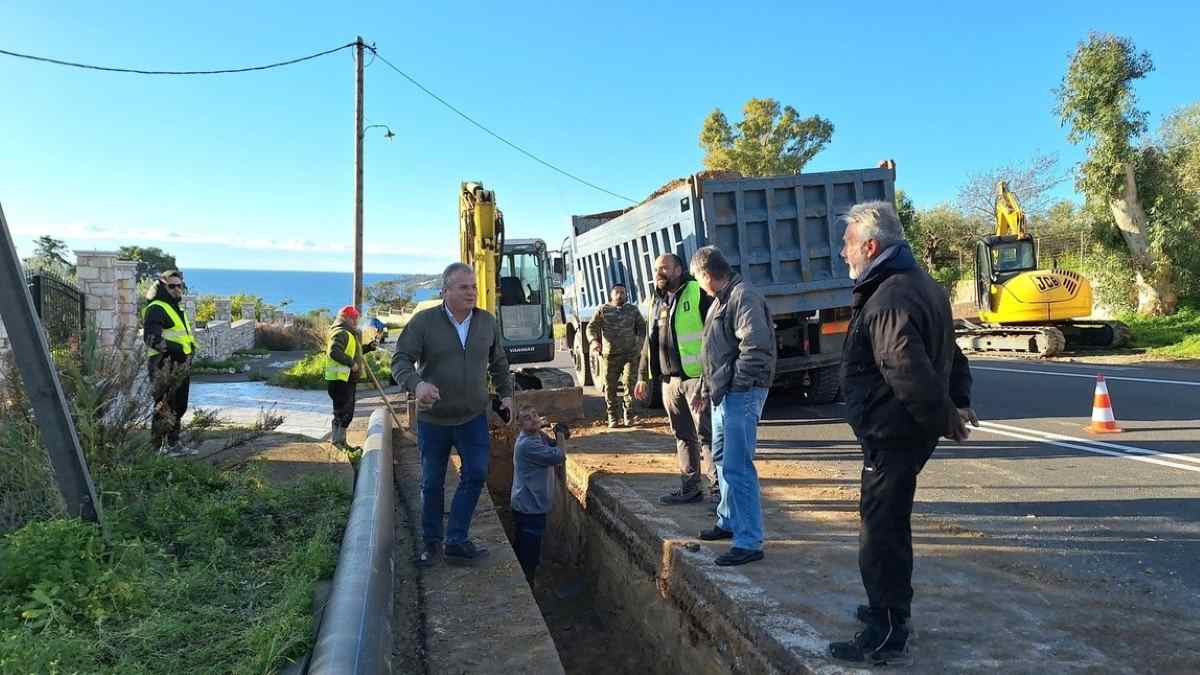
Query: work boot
829 609 913 666
416 543 440 568
698 526 733 541
714 547 764 567
659 488 702 505
331 424 348 448
855 605 916 639
162 438 197 457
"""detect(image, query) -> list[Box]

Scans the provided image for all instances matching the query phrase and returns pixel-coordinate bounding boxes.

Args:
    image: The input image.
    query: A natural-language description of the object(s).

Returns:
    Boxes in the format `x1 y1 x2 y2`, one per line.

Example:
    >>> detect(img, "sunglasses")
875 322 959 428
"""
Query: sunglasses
166 283 183 289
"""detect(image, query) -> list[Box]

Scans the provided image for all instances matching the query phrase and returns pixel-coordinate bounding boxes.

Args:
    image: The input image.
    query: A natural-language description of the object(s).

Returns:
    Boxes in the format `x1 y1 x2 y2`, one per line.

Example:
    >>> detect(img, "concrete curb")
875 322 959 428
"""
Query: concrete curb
308 409 396 675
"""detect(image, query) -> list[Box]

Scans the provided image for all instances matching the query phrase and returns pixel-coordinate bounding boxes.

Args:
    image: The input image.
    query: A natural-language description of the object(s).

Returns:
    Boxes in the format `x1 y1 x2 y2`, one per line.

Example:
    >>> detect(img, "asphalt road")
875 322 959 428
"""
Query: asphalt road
755 356 1200 612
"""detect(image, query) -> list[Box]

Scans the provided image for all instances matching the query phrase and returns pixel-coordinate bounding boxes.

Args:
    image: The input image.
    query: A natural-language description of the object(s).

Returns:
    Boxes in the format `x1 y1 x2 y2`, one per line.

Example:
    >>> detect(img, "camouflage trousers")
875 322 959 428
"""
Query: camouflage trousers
602 351 639 420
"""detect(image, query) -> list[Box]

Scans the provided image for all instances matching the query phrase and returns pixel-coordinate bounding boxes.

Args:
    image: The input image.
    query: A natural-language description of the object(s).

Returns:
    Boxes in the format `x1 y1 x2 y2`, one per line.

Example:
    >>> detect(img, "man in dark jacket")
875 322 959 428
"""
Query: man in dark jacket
142 270 196 456
829 201 976 666
688 246 777 567
324 305 377 448
634 254 717 505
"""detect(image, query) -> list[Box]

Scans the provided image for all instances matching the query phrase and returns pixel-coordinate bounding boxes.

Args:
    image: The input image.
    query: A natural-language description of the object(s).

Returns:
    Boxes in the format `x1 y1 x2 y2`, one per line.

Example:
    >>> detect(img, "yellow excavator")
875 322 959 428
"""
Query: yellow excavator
954 181 1130 357
456 182 579 395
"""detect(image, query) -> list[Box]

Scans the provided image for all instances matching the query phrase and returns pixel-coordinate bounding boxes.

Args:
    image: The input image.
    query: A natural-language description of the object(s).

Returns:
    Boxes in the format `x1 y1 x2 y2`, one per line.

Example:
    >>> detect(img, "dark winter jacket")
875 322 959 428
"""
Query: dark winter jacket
639 275 714 383
328 317 376 384
841 242 973 451
143 283 188 365
700 274 777 405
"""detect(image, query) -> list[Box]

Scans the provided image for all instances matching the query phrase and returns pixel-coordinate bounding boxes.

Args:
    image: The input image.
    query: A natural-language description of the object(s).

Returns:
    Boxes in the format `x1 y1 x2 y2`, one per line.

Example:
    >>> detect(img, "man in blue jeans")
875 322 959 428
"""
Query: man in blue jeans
392 262 514 567
688 246 777 567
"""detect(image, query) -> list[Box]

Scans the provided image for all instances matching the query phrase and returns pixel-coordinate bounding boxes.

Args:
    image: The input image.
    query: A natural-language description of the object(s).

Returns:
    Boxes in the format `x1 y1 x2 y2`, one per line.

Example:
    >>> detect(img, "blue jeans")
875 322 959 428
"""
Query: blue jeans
712 388 769 551
418 414 490 546
512 510 547 582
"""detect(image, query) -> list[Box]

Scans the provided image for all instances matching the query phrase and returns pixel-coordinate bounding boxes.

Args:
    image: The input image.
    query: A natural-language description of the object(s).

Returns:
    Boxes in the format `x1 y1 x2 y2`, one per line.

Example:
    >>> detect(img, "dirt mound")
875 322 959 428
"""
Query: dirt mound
641 169 743 204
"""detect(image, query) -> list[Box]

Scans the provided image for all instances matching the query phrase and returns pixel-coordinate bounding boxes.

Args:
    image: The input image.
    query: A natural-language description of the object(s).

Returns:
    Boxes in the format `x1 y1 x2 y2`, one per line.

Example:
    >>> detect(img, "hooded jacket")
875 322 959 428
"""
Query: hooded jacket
143 283 188 365
328 316 375 384
840 242 972 450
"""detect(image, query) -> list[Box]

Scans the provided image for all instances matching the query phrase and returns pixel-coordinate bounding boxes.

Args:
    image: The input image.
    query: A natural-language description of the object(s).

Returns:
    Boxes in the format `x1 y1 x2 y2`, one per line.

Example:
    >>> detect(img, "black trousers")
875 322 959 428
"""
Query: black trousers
512 510 547 583
150 359 190 446
858 444 935 619
327 380 356 429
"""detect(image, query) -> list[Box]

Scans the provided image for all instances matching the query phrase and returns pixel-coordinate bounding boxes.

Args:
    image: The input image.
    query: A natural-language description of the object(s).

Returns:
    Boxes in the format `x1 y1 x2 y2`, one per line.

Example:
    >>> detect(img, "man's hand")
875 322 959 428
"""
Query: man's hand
634 381 648 401
689 390 707 415
947 407 979 442
415 381 440 405
591 340 602 355
500 396 514 423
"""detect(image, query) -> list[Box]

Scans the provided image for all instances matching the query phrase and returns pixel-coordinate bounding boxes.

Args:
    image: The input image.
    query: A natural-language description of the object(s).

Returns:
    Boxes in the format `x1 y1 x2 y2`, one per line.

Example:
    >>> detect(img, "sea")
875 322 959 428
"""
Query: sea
182 268 438 314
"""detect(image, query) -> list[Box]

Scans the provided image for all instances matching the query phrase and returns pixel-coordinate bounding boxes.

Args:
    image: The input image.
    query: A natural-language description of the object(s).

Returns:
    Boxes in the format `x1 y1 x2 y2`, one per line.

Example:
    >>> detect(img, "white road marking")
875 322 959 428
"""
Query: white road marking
971 365 1200 387
975 421 1200 474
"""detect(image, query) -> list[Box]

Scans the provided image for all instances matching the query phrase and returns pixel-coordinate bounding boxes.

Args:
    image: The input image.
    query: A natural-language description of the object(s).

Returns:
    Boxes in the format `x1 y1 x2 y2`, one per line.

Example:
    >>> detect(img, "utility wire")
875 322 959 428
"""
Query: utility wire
0 42 356 75
368 47 637 204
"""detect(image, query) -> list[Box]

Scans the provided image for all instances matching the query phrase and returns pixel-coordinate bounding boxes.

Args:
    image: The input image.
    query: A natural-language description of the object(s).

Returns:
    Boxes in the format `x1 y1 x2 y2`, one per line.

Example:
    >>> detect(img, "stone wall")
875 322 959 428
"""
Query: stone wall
75 250 139 349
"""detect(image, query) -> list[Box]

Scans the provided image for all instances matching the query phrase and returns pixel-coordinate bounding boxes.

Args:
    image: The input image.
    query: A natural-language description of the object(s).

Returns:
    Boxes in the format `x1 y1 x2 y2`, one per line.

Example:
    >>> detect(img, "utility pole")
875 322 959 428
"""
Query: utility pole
0 202 101 523
353 36 365 312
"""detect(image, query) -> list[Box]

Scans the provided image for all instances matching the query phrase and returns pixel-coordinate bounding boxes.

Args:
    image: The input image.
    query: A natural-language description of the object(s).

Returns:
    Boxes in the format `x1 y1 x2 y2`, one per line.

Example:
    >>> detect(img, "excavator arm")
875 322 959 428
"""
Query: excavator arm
993 180 1027 238
459 182 504 315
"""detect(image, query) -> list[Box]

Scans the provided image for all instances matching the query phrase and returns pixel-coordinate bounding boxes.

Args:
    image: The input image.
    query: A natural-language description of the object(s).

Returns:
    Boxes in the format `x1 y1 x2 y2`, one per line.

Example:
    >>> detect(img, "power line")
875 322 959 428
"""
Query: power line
0 42 356 75
368 47 637 204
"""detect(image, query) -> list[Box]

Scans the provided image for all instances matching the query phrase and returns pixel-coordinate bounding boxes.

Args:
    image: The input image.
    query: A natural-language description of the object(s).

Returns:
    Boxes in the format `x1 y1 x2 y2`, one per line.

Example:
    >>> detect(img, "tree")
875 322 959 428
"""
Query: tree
117 246 178 282
1055 33 1174 315
906 204 981 275
366 280 415 314
956 152 1066 220
24 235 74 277
700 98 833 176
1161 102 1200 195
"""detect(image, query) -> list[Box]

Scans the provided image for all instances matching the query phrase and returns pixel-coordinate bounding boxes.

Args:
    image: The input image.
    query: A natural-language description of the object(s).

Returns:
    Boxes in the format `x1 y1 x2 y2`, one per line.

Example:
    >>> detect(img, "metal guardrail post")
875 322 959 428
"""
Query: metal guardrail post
308 408 395 675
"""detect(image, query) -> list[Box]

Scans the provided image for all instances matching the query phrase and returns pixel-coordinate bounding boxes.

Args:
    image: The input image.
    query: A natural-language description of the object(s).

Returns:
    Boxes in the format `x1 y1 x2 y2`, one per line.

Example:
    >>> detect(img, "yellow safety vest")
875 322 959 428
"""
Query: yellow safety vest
324 328 358 382
643 280 705 379
144 300 195 356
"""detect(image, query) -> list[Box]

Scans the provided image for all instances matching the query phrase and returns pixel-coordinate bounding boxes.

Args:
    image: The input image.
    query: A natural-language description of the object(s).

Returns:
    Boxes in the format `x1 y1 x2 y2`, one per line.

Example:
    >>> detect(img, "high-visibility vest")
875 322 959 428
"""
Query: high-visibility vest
324 328 358 382
144 300 195 356
644 280 705 379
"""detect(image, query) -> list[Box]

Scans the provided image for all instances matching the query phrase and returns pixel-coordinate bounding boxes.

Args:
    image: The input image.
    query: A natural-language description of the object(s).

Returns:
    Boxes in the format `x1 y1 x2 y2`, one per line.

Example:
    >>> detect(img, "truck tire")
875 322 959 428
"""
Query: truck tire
800 365 840 404
573 340 593 387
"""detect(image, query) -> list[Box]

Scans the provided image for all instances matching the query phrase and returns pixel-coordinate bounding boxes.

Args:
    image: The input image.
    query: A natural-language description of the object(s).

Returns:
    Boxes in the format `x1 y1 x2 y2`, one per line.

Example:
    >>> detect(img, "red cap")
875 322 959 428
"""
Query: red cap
338 305 360 319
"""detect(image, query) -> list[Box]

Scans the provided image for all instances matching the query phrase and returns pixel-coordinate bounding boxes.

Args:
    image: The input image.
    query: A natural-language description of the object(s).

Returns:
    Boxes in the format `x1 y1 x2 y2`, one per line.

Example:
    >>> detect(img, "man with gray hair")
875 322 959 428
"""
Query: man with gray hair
393 262 514 568
828 200 976 666
687 245 776 567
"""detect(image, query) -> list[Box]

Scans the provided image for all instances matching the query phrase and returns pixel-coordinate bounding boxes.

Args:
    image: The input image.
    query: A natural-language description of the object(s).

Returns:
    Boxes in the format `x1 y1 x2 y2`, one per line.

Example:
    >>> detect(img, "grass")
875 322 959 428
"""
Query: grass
269 349 392 390
1121 297 1200 358
0 457 351 675
234 347 272 357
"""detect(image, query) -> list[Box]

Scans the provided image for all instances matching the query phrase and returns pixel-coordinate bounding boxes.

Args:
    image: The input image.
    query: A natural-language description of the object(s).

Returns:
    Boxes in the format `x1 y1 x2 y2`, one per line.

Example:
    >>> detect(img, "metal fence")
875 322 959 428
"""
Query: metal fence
25 270 86 348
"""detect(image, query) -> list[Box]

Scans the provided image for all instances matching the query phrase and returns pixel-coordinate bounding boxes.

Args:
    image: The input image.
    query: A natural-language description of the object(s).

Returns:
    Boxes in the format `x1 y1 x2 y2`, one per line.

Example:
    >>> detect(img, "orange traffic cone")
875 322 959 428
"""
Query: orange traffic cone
1084 374 1123 434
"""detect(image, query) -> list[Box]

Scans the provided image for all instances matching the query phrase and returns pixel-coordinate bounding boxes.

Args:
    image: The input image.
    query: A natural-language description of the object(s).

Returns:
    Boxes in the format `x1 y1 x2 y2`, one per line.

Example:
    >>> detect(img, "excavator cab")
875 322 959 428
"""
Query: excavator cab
975 235 1037 312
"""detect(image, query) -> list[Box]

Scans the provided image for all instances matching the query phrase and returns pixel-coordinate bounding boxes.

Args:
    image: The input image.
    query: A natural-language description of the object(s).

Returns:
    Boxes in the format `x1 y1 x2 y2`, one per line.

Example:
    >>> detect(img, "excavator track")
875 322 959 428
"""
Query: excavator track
955 324 1067 358
1057 320 1132 350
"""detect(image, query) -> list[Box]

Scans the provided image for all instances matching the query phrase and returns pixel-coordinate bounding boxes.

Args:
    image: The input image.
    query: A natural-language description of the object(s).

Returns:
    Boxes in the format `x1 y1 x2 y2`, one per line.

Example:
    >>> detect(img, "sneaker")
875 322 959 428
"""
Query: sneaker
164 442 197 457
607 418 620 429
714 547 764 567
829 610 912 666
659 489 702 505
622 413 633 427
416 543 440 568
444 541 490 566
698 526 733 541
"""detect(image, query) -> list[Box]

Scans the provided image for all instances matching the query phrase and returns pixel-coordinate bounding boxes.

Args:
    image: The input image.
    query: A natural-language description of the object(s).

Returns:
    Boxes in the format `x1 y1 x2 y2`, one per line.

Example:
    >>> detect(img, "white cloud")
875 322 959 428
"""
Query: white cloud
11 221 452 259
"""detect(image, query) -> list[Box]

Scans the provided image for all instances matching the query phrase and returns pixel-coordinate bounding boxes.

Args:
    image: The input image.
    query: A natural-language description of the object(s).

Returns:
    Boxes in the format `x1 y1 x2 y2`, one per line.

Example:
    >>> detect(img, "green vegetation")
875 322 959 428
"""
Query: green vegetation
1121 297 1200 358
269 349 391 390
0 459 350 674
255 322 324 352
700 97 833 176
117 246 178 283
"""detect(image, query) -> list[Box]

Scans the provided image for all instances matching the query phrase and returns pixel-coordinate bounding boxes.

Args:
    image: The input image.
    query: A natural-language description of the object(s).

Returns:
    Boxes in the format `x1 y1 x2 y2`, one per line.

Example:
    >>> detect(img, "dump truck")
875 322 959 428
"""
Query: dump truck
559 165 896 404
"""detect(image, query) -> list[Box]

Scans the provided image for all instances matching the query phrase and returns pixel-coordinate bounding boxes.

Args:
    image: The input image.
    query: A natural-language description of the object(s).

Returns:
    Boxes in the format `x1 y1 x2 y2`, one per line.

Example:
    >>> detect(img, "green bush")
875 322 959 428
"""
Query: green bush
255 323 322 352
270 349 391 390
1120 296 1200 358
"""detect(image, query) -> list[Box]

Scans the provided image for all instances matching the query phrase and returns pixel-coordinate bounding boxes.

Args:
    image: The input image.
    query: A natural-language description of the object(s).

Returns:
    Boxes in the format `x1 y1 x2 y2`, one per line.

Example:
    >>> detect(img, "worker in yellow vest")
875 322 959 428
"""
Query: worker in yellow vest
635 253 717 506
143 270 198 456
325 305 377 448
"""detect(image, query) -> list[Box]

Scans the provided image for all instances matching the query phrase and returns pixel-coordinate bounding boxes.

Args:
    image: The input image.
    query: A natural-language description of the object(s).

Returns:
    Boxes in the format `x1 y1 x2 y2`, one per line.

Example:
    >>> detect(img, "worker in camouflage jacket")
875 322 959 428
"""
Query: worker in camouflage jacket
587 282 647 428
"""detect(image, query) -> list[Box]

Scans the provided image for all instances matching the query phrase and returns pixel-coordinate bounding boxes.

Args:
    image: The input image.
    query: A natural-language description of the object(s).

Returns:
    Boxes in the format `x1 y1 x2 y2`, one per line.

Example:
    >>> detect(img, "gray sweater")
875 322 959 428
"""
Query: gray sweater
391 304 514 426
511 431 565 514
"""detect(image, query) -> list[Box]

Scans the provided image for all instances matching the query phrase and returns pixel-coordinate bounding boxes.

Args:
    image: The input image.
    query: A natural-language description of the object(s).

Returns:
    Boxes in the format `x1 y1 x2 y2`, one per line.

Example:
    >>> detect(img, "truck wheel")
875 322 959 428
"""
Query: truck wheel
800 365 840 404
573 341 593 387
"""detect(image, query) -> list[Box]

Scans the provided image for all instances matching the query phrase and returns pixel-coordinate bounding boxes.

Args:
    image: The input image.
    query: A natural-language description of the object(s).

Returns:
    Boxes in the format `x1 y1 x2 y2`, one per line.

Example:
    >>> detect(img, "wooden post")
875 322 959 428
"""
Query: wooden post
353 36 365 312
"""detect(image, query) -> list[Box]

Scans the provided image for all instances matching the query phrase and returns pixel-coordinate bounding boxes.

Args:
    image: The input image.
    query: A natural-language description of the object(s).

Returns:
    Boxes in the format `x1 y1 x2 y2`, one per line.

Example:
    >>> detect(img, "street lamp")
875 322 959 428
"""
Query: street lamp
353 121 394 312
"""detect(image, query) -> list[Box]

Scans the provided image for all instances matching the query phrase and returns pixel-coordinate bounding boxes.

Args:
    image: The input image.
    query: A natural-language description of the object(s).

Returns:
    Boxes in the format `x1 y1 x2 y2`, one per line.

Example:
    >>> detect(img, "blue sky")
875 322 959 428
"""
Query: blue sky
2 1 1196 273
